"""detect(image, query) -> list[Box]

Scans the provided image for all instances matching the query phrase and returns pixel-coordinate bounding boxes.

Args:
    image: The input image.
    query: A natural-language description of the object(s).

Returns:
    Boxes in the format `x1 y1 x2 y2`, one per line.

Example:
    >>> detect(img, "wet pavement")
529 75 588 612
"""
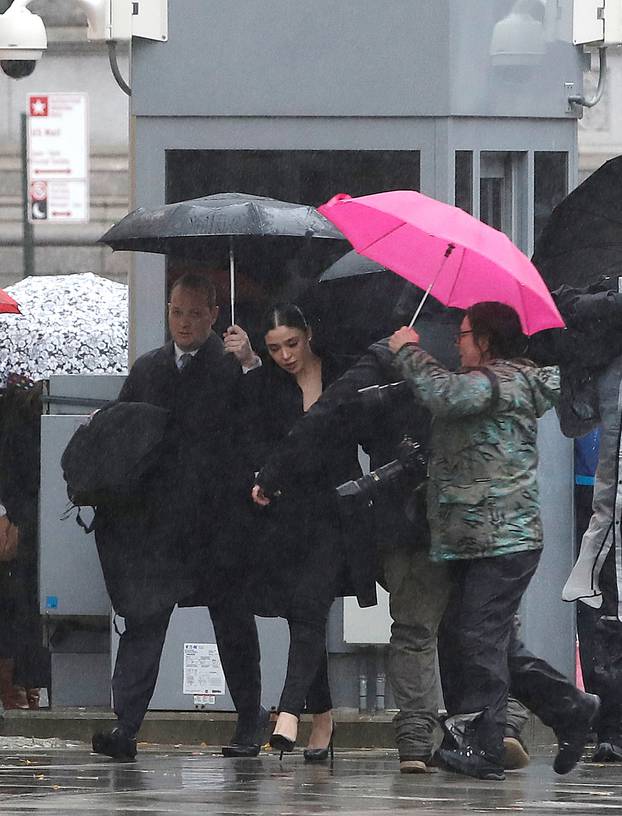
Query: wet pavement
0 743 621 815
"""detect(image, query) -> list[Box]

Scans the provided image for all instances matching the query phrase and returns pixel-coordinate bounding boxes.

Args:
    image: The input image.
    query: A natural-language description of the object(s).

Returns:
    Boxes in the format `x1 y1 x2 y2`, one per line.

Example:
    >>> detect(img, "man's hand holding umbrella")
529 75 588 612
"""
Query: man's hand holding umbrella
223 325 260 370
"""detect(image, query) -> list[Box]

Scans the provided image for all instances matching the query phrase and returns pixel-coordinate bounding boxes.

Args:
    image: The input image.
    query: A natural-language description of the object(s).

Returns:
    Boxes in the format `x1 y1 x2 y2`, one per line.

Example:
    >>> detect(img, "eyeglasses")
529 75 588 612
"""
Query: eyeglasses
455 330 473 341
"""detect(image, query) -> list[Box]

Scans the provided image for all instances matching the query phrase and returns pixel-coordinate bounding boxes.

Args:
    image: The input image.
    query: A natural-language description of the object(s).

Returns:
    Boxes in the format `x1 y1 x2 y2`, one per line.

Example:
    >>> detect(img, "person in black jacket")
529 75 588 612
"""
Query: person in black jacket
251 311 453 771
251 307 591 776
246 303 376 761
91 272 268 761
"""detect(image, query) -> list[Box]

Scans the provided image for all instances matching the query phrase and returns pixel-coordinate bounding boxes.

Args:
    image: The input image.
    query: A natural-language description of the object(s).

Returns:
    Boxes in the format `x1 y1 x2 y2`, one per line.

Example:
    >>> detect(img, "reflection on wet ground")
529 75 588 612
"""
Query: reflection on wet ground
0 746 621 815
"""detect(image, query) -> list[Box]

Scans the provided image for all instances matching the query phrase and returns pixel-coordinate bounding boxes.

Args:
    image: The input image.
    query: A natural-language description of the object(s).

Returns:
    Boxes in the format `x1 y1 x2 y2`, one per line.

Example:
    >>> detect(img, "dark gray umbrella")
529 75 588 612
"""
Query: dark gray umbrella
99 192 345 323
319 250 387 282
532 156 622 291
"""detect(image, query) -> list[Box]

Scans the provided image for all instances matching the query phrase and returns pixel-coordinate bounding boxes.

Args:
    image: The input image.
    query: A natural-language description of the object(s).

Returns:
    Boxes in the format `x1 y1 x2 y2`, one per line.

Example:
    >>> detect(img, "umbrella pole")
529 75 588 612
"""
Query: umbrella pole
229 241 235 326
407 243 455 328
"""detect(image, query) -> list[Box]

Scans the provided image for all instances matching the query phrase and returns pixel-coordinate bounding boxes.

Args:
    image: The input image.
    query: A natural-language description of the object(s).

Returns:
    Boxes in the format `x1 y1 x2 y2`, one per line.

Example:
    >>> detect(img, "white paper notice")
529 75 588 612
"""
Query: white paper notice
183 643 225 695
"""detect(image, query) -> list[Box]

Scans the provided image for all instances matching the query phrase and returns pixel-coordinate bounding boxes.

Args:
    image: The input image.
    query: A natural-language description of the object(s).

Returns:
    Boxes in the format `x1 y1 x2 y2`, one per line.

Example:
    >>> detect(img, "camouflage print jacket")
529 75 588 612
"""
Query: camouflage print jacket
394 345 560 562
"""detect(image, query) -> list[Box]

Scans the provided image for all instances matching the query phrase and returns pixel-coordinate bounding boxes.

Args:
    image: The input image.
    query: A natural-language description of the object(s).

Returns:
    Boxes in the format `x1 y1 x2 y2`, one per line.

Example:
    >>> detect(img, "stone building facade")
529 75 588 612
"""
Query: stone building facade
0 0 129 288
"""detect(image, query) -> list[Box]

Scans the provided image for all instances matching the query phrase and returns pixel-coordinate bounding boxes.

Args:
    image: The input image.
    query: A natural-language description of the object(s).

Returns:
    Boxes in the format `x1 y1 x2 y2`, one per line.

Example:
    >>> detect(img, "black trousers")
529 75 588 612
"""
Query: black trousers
277 542 344 717
112 602 261 738
278 622 332 716
439 549 585 757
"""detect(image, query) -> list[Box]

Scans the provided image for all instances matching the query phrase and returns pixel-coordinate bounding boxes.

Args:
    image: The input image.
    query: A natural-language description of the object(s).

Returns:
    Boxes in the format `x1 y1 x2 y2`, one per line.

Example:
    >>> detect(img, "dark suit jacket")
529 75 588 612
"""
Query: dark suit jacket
94 333 243 619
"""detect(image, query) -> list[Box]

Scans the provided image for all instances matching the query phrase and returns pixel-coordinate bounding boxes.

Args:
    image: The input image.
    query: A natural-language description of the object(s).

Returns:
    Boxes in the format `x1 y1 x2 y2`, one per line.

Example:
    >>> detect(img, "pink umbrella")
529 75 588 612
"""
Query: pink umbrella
319 191 564 335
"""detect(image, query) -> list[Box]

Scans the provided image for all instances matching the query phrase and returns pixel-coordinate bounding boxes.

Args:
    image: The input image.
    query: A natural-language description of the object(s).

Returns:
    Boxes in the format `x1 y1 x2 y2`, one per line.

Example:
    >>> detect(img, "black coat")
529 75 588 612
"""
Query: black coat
94 333 243 619
253 339 438 584
238 352 377 615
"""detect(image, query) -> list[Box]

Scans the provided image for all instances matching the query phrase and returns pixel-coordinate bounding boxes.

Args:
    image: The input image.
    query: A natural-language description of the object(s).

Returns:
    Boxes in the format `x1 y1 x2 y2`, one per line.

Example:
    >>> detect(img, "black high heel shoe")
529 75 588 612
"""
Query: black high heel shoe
303 724 335 763
269 732 296 760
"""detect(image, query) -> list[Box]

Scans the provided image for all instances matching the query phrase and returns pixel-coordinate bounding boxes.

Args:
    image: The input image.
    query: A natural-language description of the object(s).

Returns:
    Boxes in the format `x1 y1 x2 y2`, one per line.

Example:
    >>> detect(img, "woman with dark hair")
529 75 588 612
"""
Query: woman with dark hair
388 301 599 781
243 303 375 761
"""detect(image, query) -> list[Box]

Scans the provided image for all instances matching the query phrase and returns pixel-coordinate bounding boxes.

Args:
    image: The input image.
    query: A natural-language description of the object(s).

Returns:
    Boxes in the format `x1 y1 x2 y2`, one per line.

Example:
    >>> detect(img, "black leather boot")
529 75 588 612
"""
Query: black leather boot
438 713 505 781
222 706 270 758
553 692 600 774
92 725 137 760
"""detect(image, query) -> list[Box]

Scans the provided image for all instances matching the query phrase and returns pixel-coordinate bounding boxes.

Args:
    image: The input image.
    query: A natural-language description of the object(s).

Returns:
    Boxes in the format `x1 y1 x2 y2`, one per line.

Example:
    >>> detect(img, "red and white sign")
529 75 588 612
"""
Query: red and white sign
27 93 89 223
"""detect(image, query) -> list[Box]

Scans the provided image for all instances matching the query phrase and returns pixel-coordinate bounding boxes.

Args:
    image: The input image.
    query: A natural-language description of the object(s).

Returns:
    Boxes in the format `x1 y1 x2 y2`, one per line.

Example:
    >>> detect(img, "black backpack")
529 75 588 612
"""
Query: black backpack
61 401 171 511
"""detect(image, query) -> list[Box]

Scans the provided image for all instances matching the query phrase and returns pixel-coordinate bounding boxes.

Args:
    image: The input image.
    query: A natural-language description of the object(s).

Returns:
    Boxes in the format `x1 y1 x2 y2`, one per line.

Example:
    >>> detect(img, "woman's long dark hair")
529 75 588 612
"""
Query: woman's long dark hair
466 302 526 360
261 303 309 337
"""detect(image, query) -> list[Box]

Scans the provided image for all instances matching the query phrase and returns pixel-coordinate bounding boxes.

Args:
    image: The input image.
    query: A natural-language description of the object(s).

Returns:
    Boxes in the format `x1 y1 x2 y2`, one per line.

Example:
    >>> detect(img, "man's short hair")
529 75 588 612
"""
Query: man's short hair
169 272 217 309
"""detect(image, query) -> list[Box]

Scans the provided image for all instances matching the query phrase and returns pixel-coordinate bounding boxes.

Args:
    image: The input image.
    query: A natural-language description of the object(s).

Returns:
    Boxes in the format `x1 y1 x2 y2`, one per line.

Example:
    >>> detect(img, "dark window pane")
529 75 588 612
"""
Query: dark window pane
534 152 567 245
480 177 503 231
455 151 473 214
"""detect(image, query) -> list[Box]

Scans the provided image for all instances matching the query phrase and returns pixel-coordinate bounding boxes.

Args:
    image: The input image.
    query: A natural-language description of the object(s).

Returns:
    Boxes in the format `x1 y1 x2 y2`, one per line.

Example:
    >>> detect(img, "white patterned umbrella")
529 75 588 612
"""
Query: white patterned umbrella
0 273 128 381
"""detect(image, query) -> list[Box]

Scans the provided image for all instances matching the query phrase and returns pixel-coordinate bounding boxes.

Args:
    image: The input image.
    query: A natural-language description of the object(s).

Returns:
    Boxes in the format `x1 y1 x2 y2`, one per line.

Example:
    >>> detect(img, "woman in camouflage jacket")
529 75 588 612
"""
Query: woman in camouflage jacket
388 302 598 782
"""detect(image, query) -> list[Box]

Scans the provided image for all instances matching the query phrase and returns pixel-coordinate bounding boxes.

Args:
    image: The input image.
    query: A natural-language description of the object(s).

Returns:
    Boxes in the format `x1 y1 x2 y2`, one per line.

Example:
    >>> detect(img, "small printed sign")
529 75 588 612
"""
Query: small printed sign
193 694 216 708
183 643 225 695
27 92 89 223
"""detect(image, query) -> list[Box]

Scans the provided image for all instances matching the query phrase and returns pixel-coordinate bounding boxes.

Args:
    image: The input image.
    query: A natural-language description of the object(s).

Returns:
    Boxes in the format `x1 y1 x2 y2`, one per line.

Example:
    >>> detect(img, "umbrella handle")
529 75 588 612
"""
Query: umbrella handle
407 243 455 328
229 242 235 326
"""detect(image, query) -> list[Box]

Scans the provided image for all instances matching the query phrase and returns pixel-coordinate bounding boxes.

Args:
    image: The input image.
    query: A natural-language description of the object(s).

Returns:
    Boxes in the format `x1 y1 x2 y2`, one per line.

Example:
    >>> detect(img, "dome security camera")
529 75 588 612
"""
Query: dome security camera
0 0 47 79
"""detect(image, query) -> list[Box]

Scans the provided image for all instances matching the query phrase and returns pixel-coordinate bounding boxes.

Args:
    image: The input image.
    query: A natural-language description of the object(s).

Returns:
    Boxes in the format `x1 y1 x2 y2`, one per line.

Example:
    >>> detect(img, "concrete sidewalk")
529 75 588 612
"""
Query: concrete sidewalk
0 707 558 753
0 742 617 816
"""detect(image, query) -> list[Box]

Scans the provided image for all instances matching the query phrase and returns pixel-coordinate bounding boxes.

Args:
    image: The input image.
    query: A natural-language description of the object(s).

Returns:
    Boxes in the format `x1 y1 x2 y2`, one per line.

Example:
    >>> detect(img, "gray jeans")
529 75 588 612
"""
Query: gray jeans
383 543 451 760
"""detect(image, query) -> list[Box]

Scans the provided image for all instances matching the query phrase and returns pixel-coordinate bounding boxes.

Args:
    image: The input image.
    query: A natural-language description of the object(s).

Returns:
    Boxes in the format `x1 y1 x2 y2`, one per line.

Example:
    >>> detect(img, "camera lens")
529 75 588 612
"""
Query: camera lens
1 59 37 79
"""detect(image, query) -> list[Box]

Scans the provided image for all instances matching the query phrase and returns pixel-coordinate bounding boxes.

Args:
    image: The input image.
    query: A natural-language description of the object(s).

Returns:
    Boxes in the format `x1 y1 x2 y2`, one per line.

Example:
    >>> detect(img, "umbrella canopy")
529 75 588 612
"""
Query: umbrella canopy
0 273 127 381
319 250 387 282
0 290 20 316
319 191 564 336
532 156 622 290
99 192 343 253
99 192 344 323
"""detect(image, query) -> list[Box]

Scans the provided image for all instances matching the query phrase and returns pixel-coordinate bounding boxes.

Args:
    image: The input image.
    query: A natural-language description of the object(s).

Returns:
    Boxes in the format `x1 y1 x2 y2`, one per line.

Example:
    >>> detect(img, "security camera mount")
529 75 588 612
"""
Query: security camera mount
569 0 622 109
0 0 167 92
0 0 47 61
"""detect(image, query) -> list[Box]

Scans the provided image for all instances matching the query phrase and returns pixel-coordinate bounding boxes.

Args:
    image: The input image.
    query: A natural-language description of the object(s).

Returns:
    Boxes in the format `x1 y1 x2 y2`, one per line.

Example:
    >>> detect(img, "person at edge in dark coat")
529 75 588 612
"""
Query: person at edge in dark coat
91 272 269 761
247 303 377 761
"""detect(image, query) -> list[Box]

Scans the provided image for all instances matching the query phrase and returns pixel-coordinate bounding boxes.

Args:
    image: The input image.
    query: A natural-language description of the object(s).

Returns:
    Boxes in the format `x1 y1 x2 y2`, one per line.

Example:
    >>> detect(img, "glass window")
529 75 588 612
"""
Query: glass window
480 152 513 236
455 151 473 214
534 152 568 245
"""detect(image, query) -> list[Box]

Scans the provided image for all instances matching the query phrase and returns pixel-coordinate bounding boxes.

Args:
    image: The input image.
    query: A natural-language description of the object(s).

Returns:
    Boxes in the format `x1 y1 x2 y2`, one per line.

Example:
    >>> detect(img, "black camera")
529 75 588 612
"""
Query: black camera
336 436 427 500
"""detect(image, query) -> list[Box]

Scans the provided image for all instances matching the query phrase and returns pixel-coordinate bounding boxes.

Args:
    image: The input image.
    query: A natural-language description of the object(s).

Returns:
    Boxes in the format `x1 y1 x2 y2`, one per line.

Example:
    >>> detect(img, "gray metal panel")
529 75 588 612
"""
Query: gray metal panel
132 0 451 118
46 375 124 411
449 0 581 118
112 608 290 712
51 653 110 707
39 415 110 616
131 0 581 121
521 411 576 677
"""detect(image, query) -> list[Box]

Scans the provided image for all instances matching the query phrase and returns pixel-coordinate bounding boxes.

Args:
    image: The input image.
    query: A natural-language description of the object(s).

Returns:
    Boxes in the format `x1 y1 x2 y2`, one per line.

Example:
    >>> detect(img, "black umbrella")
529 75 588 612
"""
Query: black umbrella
318 249 387 282
99 192 344 323
532 156 622 290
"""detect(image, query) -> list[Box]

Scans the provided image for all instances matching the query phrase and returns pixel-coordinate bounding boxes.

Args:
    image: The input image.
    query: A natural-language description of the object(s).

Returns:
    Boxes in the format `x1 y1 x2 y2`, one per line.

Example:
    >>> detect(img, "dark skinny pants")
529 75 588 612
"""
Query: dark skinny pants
439 549 585 758
277 545 344 717
278 620 332 716
113 602 261 738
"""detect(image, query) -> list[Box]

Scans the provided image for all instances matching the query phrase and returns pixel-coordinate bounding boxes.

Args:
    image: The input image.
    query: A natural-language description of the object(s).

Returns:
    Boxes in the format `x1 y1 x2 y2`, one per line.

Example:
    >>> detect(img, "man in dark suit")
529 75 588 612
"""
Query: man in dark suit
92 272 267 760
